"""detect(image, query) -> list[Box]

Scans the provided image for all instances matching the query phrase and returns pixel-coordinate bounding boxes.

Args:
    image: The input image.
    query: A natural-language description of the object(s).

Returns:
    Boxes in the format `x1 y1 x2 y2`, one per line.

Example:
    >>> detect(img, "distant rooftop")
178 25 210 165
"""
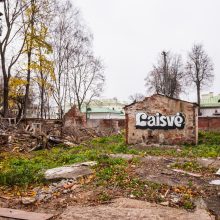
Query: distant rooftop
201 92 220 107
82 107 124 115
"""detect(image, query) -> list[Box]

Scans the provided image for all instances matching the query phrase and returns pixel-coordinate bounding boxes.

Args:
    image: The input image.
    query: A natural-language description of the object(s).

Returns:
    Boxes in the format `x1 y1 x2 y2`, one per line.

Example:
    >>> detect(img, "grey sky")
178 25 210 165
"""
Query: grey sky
74 0 220 101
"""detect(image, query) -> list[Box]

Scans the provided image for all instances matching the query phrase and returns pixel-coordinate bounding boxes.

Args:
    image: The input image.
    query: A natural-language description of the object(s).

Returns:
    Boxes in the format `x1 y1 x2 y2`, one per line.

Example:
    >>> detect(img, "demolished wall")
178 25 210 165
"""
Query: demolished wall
63 105 87 129
124 94 198 145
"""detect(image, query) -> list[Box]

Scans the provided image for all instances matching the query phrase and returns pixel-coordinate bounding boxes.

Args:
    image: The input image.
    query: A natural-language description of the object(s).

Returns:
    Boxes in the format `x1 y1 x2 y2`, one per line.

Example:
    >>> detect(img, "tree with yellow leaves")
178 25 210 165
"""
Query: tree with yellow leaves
30 23 55 118
22 0 54 118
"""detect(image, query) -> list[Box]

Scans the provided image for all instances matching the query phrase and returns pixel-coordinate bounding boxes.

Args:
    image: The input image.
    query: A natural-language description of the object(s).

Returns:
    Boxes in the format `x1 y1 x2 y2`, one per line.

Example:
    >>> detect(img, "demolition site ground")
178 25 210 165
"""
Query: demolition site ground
0 131 220 219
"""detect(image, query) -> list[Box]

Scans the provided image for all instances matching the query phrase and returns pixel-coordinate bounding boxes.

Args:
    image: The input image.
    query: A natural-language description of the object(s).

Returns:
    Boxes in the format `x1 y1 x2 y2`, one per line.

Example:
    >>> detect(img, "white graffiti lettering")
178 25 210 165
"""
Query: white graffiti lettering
135 112 185 129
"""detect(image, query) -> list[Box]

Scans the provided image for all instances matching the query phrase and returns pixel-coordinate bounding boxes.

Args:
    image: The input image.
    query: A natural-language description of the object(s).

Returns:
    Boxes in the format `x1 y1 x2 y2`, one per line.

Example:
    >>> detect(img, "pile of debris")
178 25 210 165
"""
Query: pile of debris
21 161 96 205
0 116 109 153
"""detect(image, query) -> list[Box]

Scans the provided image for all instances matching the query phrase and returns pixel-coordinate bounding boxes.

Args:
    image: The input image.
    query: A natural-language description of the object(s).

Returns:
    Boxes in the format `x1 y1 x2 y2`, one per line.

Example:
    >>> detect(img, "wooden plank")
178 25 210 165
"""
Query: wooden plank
0 208 53 220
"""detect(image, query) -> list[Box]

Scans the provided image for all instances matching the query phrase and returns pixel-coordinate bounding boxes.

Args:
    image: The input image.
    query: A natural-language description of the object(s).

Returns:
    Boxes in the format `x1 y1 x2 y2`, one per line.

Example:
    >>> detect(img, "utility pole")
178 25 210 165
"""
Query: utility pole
161 51 168 95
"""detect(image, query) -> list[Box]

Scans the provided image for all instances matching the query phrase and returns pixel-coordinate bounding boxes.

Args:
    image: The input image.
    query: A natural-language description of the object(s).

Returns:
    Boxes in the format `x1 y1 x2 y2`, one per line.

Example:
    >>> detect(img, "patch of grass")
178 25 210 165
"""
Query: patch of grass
0 131 219 187
0 134 135 187
142 131 220 158
198 131 220 145
95 156 128 187
94 156 164 202
170 160 215 173
98 191 112 202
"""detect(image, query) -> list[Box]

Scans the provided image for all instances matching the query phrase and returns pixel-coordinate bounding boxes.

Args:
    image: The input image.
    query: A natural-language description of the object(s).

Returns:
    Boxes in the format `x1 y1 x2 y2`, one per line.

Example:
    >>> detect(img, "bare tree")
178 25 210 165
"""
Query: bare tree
70 51 105 111
51 0 83 118
128 93 145 103
0 0 29 116
185 44 214 113
145 51 184 98
51 0 104 116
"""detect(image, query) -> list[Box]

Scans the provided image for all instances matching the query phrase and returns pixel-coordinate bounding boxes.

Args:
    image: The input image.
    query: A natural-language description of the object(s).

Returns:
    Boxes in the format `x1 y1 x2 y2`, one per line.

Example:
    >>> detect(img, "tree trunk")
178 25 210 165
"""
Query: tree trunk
17 104 23 120
3 75 9 117
1 50 9 117
40 79 44 119
197 84 201 115
23 0 35 118
23 50 32 118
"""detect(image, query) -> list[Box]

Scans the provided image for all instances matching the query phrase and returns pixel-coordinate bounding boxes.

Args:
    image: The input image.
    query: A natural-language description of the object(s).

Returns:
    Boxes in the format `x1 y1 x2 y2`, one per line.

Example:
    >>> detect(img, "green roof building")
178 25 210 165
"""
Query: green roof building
200 92 220 116
82 107 125 119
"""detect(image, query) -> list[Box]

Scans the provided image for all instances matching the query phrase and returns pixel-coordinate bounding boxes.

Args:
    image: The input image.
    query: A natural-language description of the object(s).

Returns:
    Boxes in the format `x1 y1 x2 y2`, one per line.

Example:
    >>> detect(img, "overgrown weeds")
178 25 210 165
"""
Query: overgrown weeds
0 131 219 187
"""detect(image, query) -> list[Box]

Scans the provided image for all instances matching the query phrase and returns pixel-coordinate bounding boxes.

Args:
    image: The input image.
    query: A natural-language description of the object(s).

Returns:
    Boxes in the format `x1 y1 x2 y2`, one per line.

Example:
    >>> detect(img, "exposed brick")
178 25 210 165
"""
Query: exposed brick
124 94 198 145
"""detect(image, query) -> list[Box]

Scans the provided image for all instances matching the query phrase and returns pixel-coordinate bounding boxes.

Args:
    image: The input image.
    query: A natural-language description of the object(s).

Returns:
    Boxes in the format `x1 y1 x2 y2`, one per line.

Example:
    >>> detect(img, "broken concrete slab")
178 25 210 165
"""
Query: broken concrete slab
59 198 214 220
21 196 36 205
0 208 53 220
44 161 96 180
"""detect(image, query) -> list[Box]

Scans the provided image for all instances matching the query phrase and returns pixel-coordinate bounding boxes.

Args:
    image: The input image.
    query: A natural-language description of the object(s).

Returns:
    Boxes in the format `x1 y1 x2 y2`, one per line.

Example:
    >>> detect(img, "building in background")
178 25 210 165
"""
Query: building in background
200 92 220 116
81 98 127 119
84 107 125 119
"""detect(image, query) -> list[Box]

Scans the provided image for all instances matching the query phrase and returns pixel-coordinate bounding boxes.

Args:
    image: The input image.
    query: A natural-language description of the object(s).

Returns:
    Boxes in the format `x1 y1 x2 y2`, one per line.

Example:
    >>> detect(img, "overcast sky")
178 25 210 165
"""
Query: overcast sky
74 0 220 102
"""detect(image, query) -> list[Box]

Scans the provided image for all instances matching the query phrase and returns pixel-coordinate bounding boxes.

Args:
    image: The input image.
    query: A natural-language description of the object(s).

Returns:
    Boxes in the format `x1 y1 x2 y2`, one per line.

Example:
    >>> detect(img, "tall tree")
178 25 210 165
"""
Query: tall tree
0 0 28 116
51 0 80 118
22 0 53 118
185 44 214 114
70 51 105 111
51 0 103 116
145 51 184 98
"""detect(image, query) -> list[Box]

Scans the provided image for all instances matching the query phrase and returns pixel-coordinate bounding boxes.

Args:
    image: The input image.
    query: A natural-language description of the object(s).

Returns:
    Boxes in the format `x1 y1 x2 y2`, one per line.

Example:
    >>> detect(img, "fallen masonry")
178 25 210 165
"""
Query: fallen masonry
21 179 80 204
44 161 97 180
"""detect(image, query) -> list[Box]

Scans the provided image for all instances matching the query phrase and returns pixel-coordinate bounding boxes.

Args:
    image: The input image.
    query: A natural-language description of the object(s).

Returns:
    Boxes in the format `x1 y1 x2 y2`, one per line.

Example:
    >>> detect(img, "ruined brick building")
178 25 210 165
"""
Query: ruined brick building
124 94 198 145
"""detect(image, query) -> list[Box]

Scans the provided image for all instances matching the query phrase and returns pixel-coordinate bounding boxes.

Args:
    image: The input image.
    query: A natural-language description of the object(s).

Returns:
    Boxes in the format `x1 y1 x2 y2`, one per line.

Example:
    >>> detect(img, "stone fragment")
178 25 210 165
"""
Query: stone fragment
21 197 36 205
160 201 169 206
44 161 96 180
209 180 220 185
216 168 220 175
170 194 181 204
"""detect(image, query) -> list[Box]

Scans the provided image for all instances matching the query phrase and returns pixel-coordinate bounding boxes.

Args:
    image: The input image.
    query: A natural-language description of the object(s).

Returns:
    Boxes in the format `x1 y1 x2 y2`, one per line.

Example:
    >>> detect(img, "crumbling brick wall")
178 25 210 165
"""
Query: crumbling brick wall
198 117 220 131
20 118 62 136
63 105 86 129
124 94 198 145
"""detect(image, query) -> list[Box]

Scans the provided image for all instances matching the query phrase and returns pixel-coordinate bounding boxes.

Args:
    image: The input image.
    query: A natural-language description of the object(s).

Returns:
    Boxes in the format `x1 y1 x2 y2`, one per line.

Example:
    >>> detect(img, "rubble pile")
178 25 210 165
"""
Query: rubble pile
0 117 109 152
0 105 122 152
21 179 80 205
21 161 97 205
